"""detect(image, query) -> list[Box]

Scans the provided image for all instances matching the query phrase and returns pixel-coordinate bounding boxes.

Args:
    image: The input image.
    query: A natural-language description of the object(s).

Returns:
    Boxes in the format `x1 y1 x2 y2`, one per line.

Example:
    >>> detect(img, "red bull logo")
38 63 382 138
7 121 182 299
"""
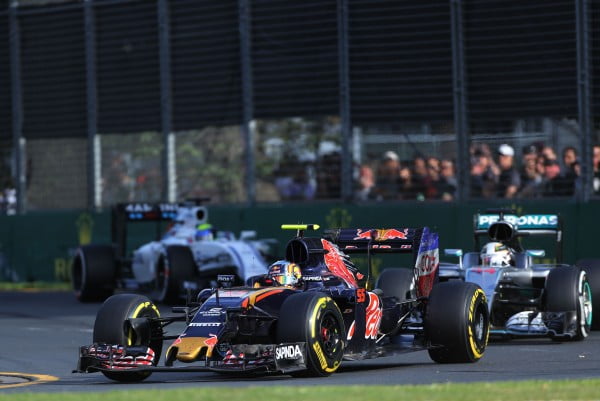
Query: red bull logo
354 228 408 241
321 239 359 288
364 292 383 340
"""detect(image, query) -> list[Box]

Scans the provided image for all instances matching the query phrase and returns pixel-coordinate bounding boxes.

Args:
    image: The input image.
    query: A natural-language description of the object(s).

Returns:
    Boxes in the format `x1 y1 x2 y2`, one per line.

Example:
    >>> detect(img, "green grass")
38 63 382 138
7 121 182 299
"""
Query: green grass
0 281 70 291
3 379 600 401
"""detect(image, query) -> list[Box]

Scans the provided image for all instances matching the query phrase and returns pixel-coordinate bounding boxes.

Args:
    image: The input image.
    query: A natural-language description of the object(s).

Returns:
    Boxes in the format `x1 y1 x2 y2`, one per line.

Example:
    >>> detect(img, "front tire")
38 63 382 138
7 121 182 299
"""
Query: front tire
425 281 489 363
544 266 592 341
277 292 345 377
72 245 116 302
576 259 599 330
93 294 162 382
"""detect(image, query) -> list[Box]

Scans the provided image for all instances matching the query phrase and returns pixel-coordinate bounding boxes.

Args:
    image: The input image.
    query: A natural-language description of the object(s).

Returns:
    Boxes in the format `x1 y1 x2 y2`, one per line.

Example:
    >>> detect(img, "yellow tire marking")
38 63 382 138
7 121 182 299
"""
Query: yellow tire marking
132 301 160 319
310 297 328 338
467 289 486 359
309 297 342 373
312 342 328 370
128 301 160 346
0 372 59 389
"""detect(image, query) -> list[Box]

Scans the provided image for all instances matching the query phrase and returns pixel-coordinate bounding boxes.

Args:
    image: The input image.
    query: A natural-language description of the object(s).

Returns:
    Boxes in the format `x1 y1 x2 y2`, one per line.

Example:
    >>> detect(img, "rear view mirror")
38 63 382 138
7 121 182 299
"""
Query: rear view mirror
526 249 545 258
444 249 464 269
444 249 463 257
240 230 257 240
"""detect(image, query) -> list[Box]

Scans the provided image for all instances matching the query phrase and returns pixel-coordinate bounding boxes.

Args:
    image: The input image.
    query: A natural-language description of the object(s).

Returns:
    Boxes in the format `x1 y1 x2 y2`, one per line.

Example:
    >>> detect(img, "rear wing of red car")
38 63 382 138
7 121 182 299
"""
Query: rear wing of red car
308 226 438 297
331 227 439 297
326 227 418 253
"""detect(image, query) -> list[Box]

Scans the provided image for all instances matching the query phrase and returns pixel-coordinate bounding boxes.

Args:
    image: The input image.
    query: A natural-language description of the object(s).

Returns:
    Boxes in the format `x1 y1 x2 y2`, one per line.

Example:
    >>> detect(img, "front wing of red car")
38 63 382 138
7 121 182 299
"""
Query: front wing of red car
75 342 308 375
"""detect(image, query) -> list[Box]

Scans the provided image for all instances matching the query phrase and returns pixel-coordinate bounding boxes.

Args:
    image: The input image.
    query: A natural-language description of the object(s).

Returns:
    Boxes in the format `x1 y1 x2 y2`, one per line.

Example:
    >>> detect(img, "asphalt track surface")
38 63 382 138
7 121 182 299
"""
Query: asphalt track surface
1 291 599 393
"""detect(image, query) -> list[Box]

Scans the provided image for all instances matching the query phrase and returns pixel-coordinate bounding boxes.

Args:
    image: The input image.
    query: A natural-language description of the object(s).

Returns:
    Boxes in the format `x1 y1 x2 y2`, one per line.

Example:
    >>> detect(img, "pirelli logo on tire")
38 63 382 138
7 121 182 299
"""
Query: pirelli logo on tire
467 288 488 359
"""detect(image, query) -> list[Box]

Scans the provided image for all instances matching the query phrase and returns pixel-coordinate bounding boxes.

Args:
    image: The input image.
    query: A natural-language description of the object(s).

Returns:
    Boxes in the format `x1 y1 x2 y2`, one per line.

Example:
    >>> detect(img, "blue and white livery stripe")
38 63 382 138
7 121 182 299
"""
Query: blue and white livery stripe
415 227 439 277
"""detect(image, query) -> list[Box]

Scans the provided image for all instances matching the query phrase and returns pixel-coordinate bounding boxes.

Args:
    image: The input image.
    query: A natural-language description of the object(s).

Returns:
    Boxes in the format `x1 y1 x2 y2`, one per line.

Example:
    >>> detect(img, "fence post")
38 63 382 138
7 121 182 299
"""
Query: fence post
450 0 470 201
8 0 24 214
84 0 101 210
338 0 352 202
239 0 255 205
158 0 176 203
576 0 592 202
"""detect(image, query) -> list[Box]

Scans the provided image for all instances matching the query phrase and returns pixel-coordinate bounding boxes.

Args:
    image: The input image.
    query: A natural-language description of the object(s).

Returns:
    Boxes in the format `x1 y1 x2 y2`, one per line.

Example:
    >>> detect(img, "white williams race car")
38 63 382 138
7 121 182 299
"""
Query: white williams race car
72 202 273 303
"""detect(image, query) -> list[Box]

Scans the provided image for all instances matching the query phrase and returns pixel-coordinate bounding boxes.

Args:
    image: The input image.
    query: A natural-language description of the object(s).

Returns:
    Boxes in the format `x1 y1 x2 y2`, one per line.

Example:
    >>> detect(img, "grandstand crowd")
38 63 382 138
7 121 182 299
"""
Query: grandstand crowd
354 143 600 201
2 142 600 211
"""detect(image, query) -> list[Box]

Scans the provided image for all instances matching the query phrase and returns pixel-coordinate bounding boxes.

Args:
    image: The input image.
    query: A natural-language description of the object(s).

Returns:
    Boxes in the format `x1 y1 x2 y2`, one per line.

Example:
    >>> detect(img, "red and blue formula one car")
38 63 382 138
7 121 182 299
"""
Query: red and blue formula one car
75 224 489 382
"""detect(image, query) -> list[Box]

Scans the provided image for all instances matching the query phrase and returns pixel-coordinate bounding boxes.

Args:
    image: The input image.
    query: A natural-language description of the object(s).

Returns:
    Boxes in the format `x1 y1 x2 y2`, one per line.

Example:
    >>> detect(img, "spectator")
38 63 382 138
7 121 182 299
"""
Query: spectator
477 144 501 177
593 145 600 195
496 144 520 199
542 159 573 196
522 144 539 165
541 146 558 162
470 147 497 198
411 156 428 200
562 146 578 171
536 154 547 177
0 176 16 215
439 159 457 200
355 164 375 201
560 146 579 196
373 151 401 200
398 163 415 199
518 157 542 199
424 156 443 199
518 145 542 198
275 160 316 201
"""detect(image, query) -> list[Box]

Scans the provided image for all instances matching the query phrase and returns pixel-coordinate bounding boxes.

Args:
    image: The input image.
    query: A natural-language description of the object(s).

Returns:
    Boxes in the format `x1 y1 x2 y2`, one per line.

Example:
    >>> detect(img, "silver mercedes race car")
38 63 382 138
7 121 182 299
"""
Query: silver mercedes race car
72 202 274 304
440 210 595 341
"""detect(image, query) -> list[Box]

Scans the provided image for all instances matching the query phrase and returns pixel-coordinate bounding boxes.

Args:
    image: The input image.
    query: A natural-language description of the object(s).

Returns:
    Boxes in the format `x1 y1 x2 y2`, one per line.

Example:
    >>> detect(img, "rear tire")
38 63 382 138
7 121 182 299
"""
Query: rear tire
72 245 116 302
93 294 162 382
277 292 345 377
155 245 197 304
544 266 592 341
576 259 600 330
425 281 489 363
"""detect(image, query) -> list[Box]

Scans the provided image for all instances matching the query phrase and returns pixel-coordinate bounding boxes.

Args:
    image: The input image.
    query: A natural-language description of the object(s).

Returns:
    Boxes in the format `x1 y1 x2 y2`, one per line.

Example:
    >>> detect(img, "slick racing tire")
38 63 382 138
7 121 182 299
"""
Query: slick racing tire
576 259 600 330
425 281 489 363
72 245 116 303
155 245 197 304
93 294 162 382
375 268 414 302
544 266 592 341
277 292 345 377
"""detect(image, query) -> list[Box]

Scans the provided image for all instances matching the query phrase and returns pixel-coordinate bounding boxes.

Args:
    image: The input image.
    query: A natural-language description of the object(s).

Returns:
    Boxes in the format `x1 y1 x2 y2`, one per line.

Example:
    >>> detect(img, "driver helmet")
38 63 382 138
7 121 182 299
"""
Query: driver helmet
195 223 213 241
480 242 513 267
268 260 302 286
